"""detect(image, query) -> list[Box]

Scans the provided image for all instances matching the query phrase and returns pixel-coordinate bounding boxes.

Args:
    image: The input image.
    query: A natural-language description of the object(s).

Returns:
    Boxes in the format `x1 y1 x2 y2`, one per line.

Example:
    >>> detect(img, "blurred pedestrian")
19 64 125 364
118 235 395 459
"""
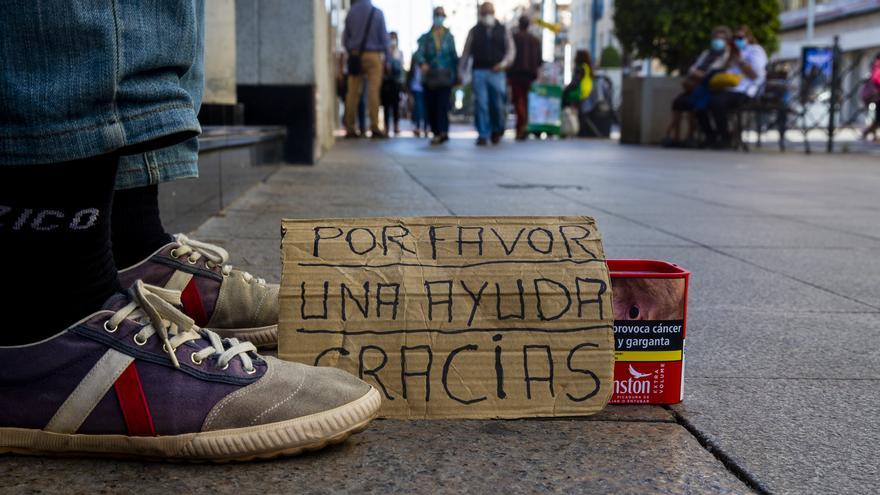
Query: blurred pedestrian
508 15 542 141
407 52 429 137
460 2 515 146
563 49 593 106
415 6 459 145
382 31 405 135
343 0 390 139
860 52 880 141
337 50 368 136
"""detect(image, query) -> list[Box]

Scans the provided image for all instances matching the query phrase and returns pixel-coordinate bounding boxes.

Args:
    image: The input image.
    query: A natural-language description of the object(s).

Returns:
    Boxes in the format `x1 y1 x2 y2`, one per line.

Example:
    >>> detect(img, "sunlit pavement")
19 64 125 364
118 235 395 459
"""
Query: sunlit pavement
3 131 878 494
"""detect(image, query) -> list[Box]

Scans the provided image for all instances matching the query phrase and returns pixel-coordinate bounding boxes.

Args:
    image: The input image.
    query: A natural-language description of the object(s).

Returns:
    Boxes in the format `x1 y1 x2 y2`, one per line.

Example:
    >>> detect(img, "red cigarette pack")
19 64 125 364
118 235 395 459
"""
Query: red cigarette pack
607 260 690 405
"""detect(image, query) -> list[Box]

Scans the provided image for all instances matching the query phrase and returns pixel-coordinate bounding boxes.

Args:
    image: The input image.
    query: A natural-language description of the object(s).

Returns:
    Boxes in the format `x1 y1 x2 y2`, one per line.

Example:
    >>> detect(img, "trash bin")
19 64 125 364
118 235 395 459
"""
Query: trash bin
607 259 690 404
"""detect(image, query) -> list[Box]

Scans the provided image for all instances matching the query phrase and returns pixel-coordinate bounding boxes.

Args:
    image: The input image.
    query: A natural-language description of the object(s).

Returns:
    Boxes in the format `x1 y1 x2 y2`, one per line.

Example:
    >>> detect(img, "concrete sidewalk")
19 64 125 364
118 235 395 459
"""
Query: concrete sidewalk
4 134 878 494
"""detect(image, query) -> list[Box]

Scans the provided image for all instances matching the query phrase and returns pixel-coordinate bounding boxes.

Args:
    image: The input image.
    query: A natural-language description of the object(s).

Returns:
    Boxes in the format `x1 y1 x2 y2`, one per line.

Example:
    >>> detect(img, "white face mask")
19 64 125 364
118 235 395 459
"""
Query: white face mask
481 14 496 26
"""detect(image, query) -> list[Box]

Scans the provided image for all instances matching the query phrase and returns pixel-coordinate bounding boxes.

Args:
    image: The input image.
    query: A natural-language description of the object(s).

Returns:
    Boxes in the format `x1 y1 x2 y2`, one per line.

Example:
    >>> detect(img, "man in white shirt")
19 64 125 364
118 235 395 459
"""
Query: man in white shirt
702 25 768 148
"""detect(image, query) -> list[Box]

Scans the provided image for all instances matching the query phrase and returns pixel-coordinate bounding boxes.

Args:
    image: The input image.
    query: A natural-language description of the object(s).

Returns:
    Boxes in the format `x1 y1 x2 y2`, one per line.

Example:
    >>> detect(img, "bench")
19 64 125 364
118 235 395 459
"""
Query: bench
732 69 794 152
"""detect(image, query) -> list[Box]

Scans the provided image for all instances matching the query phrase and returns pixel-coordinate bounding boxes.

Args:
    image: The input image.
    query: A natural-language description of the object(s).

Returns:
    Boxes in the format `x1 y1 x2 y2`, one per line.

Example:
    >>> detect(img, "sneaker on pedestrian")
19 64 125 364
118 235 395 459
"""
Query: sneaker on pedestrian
344 129 361 139
371 129 388 139
490 131 503 144
0 282 381 461
476 137 488 146
118 234 279 348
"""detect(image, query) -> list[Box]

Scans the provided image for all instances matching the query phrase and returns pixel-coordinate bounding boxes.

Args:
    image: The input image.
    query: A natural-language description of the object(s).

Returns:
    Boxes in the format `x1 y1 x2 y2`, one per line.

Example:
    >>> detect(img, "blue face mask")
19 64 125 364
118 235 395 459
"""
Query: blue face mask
734 38 747 50
433 15 445 27
711 38 726 52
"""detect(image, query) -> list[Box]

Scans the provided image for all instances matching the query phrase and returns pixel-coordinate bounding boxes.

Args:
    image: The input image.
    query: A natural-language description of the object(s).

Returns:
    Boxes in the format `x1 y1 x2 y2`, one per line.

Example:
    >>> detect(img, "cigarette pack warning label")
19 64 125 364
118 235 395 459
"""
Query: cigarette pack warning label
610 320 684 404
609 273 687 404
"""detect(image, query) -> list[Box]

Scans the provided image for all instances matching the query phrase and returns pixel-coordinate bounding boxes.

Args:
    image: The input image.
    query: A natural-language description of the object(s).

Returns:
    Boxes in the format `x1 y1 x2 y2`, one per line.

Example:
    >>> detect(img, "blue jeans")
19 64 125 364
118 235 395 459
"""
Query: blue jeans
411 91 427 130
472 69 507 139
0 0 205 191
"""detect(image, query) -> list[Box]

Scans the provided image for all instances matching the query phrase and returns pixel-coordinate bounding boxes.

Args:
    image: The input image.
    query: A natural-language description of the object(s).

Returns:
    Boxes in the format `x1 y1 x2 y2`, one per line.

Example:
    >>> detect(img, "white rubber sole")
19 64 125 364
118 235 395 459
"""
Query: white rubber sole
212 324 277 349
0 387 381 462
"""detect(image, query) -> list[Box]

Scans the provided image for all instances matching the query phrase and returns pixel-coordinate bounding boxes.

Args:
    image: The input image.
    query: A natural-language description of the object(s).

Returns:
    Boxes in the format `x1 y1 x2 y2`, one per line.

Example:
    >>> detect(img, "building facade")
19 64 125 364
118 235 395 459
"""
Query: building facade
235 0 342 164
569 0 618 63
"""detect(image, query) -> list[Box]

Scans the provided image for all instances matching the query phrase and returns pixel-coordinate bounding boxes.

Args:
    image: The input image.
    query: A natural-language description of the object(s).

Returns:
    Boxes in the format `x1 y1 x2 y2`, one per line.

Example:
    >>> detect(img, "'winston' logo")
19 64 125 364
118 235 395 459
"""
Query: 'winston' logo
614 364 653 395
628 364 652 379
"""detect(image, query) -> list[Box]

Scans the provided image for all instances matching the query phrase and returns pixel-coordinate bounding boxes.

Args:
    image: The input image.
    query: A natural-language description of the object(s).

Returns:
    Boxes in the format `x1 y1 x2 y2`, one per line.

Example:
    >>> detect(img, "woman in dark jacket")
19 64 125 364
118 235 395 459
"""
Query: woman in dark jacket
414 6 458 145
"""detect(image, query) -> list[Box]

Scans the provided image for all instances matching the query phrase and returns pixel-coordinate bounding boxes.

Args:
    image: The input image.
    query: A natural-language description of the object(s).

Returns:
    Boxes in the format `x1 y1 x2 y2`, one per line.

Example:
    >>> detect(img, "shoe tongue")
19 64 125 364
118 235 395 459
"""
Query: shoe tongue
102 292 132 312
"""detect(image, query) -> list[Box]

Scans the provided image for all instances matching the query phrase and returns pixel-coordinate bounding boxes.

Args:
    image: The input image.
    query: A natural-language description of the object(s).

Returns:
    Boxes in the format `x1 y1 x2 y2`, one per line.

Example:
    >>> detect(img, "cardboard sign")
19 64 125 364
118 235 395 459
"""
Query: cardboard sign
279 217 614 419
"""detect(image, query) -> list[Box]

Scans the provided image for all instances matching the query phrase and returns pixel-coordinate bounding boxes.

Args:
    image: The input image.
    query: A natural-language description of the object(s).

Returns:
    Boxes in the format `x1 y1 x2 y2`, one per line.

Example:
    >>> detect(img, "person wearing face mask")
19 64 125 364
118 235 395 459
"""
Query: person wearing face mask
699 25 767 148
382 32 405 135
663 25 732 147
459 2 517 145
861 52 880 141
414 7 459 145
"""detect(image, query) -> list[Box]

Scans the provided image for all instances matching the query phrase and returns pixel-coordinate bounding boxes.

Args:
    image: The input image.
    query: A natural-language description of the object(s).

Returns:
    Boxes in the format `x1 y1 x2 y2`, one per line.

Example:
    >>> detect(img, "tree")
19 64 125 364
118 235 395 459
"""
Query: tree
600 46 622 68
613 0 780 74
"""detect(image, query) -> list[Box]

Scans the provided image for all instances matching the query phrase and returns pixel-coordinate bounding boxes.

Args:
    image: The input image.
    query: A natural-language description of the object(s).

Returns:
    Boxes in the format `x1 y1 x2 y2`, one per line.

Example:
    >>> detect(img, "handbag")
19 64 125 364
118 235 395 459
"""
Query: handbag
423 68 454 90
860 78 880 105
347 8 376 76
708 72 742 90
561 106 580 137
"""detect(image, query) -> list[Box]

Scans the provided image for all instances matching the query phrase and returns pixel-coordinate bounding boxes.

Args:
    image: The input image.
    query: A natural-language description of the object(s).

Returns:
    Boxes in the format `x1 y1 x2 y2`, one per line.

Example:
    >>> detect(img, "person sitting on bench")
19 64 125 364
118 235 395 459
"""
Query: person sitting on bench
698 25 767 149
663 26 732 148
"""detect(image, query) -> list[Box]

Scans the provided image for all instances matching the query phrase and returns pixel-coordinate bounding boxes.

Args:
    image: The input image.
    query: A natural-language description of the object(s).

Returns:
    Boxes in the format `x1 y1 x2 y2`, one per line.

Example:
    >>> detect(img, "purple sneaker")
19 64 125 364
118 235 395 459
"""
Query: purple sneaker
0 281 380 461
118 234 278 348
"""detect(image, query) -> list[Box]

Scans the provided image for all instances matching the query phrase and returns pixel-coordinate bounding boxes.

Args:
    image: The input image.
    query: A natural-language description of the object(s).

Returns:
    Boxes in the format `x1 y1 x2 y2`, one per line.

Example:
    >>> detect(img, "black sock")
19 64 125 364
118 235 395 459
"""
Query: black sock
111 184 173 269
0 155 121 344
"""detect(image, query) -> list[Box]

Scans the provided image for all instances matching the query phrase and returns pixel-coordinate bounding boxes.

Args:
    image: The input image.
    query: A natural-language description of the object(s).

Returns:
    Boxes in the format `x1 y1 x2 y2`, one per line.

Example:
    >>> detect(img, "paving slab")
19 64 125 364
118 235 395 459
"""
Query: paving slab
683 309 880 379
604 245 874 313
723 247 880 309
652 179 880 218
0 420 749 495
417 187 698 246
674 378 880 495
616 213 880 249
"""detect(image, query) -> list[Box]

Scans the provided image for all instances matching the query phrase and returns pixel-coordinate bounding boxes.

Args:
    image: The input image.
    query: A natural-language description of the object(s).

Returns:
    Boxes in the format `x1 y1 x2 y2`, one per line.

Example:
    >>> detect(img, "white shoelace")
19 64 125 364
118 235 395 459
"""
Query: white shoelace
172 234 265 284
106 281 257 371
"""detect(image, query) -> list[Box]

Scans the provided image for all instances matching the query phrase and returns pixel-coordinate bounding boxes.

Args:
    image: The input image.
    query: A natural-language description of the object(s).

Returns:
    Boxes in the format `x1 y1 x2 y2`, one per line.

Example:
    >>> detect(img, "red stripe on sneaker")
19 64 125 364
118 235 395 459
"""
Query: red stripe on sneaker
181 278 209 326
114 362 156 437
